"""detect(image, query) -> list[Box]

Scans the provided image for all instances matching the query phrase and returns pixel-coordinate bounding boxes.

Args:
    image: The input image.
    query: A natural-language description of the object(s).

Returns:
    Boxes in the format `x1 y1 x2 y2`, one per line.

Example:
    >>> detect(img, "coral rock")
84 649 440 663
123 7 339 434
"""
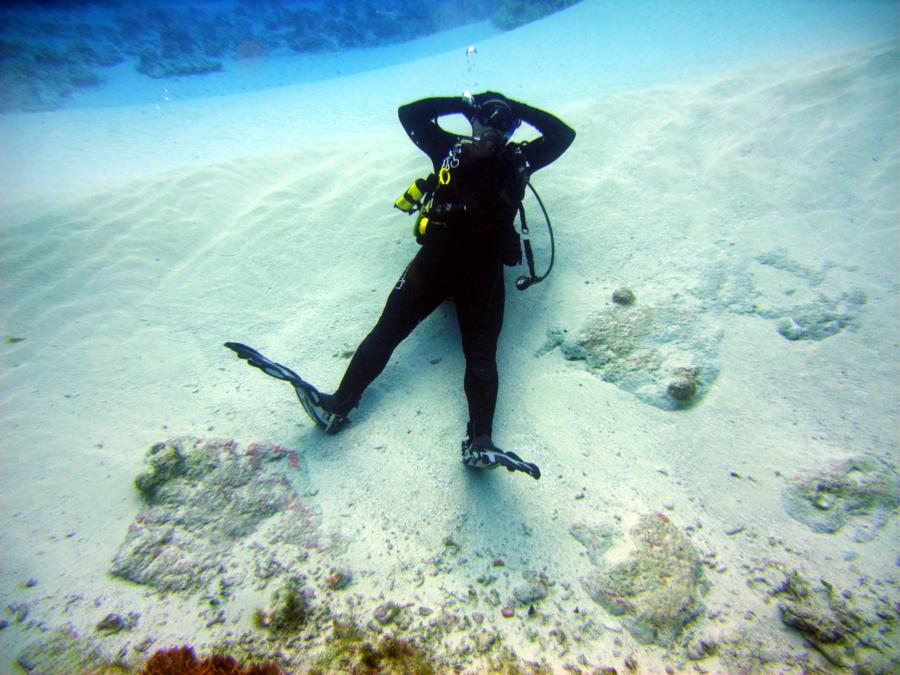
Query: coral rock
666 369 698 402
559 304 720 410
512 572 550 605
774 570 899 672
326 568 353 590
95 611 138 634
612 287 637 305
267 579 311 633
112 437 323 594
781 455 898 542
373 601 401 626
580 513 707 646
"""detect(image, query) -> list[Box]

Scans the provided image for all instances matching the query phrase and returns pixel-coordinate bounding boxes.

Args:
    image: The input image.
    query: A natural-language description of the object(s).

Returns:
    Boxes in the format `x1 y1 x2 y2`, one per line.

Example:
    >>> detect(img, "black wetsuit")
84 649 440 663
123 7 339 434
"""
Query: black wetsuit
328 96 575 440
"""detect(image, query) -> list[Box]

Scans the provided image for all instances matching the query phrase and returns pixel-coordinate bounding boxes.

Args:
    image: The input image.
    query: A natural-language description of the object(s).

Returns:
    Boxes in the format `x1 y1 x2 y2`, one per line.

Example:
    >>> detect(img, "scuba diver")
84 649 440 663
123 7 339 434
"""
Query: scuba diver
227 91 574 480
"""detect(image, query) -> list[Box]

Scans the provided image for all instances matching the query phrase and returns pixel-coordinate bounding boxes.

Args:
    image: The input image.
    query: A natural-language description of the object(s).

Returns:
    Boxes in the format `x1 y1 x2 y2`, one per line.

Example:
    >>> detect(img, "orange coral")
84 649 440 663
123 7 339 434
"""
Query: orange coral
142 645 283 675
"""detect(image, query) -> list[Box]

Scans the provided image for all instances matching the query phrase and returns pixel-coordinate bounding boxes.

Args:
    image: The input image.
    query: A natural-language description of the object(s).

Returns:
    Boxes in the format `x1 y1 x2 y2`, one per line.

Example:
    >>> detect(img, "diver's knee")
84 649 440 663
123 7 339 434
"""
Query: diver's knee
466 356 498 382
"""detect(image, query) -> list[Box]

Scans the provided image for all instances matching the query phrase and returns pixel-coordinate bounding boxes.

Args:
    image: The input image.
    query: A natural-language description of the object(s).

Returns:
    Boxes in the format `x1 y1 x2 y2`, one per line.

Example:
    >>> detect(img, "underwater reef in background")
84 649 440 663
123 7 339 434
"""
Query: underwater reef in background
0 0 581 112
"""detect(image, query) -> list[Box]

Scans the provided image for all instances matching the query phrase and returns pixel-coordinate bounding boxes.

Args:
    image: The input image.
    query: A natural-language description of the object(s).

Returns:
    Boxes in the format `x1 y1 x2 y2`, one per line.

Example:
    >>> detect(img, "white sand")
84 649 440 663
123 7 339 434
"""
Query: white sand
1 2 898 672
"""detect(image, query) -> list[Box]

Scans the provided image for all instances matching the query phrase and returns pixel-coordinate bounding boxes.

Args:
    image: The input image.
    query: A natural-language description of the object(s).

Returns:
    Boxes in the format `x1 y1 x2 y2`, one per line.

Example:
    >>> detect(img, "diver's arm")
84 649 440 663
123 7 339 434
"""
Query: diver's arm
508 100 575 172
398 97 472 165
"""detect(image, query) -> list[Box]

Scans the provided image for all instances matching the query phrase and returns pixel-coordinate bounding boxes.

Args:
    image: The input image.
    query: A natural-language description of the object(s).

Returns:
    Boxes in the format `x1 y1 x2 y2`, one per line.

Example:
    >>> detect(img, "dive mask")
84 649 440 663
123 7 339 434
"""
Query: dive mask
474 99 520 139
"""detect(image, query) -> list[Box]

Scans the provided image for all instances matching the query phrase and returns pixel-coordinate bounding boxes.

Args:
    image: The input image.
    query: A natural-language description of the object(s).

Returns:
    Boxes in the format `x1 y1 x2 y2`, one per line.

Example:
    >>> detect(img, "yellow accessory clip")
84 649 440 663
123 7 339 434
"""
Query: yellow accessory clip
438 166 451 186
416 215 429 237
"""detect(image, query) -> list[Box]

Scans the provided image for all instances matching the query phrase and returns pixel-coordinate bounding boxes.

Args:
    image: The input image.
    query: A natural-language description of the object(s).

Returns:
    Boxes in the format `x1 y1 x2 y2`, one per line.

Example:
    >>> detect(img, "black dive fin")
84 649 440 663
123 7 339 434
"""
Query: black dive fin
225 342 303 384
462 440 541 480
224 342 345 434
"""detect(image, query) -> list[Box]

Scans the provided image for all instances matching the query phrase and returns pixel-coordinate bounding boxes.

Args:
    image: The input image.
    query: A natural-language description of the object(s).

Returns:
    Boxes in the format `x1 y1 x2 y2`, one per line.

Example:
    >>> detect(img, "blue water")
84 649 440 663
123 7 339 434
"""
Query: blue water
564 0 898 90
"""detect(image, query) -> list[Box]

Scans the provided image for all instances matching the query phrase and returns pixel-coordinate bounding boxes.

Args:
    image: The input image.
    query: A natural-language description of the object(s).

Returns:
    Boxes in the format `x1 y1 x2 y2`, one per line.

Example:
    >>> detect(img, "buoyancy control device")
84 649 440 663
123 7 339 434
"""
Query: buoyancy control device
393 143 555 291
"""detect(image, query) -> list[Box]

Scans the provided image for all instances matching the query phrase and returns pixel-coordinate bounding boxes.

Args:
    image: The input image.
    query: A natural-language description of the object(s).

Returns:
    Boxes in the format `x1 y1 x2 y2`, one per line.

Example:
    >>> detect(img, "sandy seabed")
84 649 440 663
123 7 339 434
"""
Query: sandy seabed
0 31 898 675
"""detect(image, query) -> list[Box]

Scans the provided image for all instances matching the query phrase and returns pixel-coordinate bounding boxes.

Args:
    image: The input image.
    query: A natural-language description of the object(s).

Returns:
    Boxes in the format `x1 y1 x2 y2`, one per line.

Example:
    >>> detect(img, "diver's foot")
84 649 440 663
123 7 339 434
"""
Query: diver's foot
461 436 541 480
293 386 346 435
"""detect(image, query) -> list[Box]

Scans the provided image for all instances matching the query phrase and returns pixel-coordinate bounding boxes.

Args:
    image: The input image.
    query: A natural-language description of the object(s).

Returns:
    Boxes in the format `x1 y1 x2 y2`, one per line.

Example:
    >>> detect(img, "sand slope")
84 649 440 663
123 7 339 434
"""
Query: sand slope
0 37 898 674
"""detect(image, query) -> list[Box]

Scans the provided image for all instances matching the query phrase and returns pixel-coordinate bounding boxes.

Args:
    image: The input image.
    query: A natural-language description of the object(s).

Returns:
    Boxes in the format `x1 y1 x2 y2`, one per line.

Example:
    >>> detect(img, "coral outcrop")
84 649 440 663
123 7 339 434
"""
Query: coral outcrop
743 557 900 673
576 513 707 646
111 437 328 596
554 303 721 410
774 570 899 673
255 578 314 635
136 52 223 79
311 622 435 675
542 244 870 410
781 454 898 542
691 248 867 342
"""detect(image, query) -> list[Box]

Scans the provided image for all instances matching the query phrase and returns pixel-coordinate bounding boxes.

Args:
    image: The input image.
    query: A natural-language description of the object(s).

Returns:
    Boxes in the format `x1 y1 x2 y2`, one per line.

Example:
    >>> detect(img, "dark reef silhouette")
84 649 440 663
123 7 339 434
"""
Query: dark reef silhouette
0 0 581 112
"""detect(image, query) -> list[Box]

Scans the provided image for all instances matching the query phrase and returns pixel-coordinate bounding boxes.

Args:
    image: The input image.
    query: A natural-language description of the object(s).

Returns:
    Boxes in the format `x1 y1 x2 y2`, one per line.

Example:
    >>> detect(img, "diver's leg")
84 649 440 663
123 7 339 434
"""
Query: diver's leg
454 256 505 441
330 247 448 415
453 257 541 479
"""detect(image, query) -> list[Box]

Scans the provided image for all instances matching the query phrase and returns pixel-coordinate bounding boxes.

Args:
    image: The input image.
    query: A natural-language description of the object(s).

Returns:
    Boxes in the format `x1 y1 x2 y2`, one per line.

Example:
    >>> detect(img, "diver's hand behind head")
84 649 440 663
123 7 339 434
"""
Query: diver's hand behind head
472 91 510 108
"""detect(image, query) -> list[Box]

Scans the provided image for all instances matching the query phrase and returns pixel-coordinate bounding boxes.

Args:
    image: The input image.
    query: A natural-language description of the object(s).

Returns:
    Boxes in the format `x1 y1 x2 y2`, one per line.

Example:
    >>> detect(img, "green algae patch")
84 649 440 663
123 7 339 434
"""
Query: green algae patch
311 621 435 675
